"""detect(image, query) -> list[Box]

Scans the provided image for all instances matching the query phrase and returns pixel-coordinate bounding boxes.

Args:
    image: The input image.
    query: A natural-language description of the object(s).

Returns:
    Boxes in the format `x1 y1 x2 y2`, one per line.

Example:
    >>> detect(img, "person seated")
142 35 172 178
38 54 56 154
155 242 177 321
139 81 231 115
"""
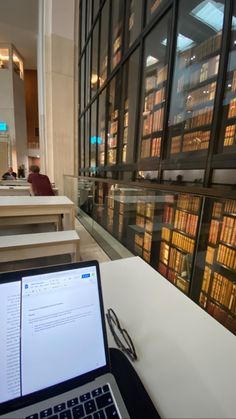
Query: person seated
27 165 55 196
2 167 17 180
18 164 25 178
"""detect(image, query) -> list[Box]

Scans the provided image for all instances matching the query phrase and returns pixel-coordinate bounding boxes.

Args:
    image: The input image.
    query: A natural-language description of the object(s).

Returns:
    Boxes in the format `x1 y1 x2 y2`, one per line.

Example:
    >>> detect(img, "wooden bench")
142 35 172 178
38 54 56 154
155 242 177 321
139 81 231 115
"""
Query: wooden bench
0 214 63 231
0 230 80 265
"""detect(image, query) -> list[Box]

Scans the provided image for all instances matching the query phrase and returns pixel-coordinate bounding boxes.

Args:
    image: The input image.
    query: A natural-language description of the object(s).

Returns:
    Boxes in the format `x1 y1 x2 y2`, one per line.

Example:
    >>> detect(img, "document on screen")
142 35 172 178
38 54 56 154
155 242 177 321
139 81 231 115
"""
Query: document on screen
21 268 106 395
0 281 21 403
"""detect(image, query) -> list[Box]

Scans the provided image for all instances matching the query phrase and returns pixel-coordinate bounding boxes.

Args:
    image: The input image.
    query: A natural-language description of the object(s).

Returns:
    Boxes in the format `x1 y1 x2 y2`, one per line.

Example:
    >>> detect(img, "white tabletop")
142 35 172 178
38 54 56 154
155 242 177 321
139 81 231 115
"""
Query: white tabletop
0 196 72 207
100 257 236 419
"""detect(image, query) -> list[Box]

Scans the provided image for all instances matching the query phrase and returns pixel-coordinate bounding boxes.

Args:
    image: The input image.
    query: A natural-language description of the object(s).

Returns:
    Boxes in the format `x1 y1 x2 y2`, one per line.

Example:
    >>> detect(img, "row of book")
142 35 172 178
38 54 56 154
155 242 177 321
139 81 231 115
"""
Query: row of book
212 202 223 218
170 136 181 154
217 244 236 271
143 231 152 252
220 216 236 246
211 272 236 313
174 209 198 236
184 107 213 129
151 137 161 157
141 139 151 158
161 226 171 242
169 247 189 277
208 219 219 245
135 233 143 248
223 124 236 147
159 242 169 265
185 82 216 110
225 200 236 214
153 107 164 132
172 231 195 254
167 270 189 294
145 65 167 92
189 56 219 87
136 215 145 229
177 194 201 212
182 130 210 152
227 98 236 118
163 205 174 224
178 33 222 69
206 246 215 265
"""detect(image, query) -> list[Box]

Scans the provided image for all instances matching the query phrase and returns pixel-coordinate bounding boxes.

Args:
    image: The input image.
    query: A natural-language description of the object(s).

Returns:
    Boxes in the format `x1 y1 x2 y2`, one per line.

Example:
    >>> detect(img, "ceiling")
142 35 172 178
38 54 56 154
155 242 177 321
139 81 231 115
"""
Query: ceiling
0 0 38 69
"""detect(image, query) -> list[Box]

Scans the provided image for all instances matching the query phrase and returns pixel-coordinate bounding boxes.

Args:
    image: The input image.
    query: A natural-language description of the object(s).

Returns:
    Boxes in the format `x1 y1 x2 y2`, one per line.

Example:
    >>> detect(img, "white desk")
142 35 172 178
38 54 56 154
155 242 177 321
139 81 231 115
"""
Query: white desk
0 186 58 196
100 257 236 419
0 196 74 230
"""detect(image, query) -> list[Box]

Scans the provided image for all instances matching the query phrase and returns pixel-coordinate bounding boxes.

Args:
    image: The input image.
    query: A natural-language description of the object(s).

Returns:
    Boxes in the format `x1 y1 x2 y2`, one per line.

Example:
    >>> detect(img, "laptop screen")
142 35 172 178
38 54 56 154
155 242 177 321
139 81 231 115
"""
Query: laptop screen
0 262 107 405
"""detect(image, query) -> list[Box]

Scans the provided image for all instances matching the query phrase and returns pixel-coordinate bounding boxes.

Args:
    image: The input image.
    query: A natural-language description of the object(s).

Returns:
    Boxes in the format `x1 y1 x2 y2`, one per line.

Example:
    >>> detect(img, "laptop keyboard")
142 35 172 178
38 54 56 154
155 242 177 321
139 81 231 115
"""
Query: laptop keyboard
25 384 120 419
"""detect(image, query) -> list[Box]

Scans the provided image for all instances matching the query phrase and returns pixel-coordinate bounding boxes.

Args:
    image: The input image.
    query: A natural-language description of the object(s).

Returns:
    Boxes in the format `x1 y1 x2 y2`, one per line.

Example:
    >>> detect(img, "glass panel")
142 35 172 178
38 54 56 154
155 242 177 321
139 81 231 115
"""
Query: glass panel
140 12 171 159
81 0 86 50
86 0 92 37
99 1 109 87
85 40 91 106
90 101 97 171
98 88 107 166
107 75 121 165
121 48 140 163
85 111 90 168
167 0 224 159
111 0 124 70
91 23 99 97
162 169 204 186
80 54 85 112
218 5 236 152
13 52 24 79
79 117 85 168
146 0 164 24
127 0 142 48
0 48 9 69
194 197 236 335
93 0 100 21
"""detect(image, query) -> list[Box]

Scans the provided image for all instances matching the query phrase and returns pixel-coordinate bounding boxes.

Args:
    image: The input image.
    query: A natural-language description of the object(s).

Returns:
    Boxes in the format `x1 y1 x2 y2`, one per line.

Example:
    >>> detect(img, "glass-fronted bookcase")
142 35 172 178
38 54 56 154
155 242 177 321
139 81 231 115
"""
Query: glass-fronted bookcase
78 0 236 334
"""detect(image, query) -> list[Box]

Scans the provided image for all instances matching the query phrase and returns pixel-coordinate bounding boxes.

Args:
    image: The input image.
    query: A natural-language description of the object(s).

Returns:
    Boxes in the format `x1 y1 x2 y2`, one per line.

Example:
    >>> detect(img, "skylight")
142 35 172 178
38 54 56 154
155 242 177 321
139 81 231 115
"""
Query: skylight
190 0 225 32
162 33 195 52
146 55 159 66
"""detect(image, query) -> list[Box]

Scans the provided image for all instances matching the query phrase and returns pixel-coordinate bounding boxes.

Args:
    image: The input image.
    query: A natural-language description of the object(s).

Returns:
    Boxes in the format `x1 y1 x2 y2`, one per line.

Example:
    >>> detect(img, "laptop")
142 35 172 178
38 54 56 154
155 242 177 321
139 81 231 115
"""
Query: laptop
0 260 130 419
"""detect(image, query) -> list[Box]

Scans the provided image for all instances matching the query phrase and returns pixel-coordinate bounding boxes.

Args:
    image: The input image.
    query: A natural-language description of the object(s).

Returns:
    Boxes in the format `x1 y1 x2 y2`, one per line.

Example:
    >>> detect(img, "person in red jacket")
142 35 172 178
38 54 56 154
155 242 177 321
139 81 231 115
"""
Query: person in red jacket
27 165 55 196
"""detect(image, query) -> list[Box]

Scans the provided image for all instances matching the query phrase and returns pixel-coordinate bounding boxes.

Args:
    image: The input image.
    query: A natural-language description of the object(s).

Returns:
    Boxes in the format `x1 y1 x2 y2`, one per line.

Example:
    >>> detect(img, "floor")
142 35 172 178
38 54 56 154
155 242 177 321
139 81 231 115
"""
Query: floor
75 218 111 263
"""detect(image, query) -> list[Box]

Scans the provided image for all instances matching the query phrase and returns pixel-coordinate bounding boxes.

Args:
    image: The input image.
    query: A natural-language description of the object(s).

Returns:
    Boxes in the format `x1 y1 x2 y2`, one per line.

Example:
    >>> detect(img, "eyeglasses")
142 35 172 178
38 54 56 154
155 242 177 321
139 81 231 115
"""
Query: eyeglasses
106 308 137 362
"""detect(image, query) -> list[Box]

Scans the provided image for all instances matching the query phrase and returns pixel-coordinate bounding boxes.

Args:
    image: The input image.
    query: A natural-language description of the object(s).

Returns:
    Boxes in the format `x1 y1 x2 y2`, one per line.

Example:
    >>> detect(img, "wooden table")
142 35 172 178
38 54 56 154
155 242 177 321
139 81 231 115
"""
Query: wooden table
0 196 75 230
100 257 236 419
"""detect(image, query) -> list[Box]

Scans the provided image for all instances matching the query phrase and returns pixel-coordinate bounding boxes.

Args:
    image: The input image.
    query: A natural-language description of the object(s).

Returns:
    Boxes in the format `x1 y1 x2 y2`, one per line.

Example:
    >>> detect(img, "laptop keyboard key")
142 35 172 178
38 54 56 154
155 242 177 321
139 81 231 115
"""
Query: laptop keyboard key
54 403 66 413
59 411 72 419
105 404 119 419
67 397 78 408
102 385 109 393
26 414 39 419
84 400 96 414
92 387 102 397
80 392 91 402
47 416 58 419
93 410 105 419
40 408 53 417
72 404 84 418
96 392 113 409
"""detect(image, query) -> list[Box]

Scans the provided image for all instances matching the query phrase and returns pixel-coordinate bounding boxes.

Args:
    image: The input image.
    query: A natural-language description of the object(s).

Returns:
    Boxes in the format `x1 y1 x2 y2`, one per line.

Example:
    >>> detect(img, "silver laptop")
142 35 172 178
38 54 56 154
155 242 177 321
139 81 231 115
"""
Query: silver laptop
0 260 130 419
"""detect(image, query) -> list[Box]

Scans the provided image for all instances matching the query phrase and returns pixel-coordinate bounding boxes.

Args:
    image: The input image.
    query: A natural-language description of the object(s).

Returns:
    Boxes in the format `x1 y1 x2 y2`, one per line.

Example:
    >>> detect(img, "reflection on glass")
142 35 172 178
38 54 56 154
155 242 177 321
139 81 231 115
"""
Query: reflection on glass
81 0 86 50
93 0 100 21
127 0 142 47
98 88 106 166
0 48 9 69
111 0 124 70
99 1 109 87
85 40 91 106
90 101 97 170
85 111 90 168
13 52 24 79
218 4 236 151
196 197 236 335
146 0 164 24
158 192 202 295
86 0 92 37
122 49 140 163
107 75 121 165
167 0 224 157
80 54 85 111
140 12 171 159
79 117 85 168
91 23 99 97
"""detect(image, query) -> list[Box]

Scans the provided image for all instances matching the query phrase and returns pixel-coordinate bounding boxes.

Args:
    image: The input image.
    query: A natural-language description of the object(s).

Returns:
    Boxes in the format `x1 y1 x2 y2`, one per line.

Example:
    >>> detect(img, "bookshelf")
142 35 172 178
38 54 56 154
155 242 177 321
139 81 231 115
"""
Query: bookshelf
107 108 118 165
168 30 222 157
122 99 129 162
158 193 201 295
198 199 236 334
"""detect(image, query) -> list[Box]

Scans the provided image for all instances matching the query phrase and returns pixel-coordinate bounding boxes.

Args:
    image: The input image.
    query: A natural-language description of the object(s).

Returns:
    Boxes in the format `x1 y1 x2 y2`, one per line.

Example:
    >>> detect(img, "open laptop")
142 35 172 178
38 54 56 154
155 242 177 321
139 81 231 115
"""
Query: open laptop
0 260 130 419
